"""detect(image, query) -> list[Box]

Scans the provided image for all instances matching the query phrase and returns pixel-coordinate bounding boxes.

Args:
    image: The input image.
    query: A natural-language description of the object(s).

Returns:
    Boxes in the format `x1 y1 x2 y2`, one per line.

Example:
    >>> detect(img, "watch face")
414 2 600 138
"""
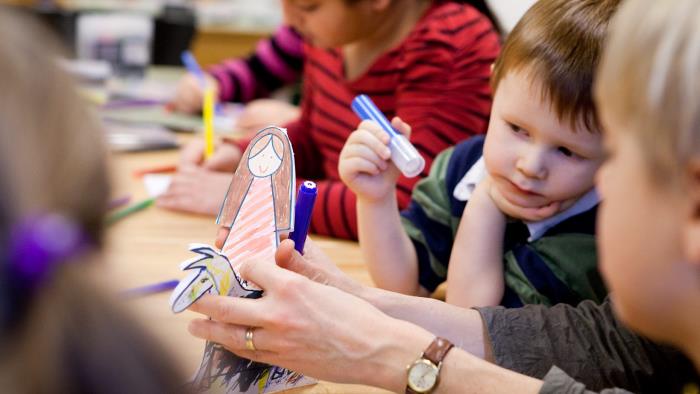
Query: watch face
407 359 439 393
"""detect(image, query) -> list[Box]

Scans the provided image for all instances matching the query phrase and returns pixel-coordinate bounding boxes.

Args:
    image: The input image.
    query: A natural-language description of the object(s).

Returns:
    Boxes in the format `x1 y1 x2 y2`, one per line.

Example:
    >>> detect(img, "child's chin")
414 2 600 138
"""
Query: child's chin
511 201 562 222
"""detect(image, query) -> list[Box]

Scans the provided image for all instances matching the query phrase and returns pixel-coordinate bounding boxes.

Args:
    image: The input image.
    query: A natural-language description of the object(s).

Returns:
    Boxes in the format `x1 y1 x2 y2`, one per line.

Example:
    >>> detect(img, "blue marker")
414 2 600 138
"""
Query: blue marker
181 50 224 115
289 181 317 254
351 94 425 178
181 50 206 87
121 279 179 299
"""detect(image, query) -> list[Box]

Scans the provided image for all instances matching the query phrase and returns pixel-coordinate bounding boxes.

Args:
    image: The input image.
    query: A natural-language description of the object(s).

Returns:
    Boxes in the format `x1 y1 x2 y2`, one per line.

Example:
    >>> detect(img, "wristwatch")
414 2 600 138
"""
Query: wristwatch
406 337 454 394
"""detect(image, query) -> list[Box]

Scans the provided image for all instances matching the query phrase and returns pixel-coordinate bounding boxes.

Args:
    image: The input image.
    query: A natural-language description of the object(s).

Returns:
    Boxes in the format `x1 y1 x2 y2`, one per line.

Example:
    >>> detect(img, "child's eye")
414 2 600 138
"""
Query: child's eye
297 2 319 12
508 122 529 137
557 147 583 160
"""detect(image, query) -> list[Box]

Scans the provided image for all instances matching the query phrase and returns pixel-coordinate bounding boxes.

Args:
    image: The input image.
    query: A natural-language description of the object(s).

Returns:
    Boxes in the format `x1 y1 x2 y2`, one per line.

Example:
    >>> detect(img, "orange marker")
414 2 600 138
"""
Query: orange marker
133 164 177 178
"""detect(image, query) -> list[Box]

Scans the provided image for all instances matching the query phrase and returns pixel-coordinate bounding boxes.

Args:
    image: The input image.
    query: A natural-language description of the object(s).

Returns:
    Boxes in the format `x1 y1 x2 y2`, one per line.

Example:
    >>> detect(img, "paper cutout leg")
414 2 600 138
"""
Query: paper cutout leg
169 245 314 393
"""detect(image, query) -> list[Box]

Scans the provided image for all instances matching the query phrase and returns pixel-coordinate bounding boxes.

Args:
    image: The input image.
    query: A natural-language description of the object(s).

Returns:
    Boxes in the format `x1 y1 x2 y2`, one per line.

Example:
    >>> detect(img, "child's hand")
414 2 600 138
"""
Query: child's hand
236 99 301 135
179 139 243 172
339 117 410 203
157 167 232 215
169 74 219 114
479 176 561 222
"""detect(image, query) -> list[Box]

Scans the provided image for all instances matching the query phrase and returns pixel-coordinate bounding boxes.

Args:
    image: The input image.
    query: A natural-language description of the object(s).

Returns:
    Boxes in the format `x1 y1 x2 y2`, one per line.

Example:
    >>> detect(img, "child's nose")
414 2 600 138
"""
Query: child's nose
516 148 547 179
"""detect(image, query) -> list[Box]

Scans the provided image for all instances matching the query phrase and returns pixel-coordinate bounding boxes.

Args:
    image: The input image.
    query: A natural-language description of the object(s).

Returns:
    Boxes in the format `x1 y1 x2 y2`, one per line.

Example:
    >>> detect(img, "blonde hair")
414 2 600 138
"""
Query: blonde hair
0 9 182 392
595 0 700 184
218 126 295 231
491 0 621 132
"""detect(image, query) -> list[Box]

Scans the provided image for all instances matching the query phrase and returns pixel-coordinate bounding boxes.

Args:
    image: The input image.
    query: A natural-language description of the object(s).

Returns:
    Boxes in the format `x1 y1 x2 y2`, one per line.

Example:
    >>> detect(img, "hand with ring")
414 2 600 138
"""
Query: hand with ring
186 240 434 391
245 327 257 351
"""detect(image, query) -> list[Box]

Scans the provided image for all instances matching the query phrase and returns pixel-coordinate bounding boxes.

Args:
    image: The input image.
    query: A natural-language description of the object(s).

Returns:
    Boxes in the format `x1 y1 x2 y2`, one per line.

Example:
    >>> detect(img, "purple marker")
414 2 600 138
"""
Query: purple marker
121 279 180 299
289 181 317 254
108 195 132 210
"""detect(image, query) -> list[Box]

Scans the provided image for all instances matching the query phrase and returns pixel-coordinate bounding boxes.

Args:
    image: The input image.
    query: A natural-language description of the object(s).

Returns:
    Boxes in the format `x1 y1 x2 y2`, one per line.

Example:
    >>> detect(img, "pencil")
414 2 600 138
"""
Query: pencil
121 279 179 299
133 164 177 178
106 197 155 225
203 85 215 159
108 195 132 210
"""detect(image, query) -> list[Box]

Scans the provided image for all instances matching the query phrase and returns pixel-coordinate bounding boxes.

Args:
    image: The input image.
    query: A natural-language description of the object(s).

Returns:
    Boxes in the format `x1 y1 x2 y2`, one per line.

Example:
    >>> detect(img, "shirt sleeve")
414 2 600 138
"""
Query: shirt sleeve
393 11 500 211
539 367 633 394
209 26 304 103
400 147 457 292
476 299 699 393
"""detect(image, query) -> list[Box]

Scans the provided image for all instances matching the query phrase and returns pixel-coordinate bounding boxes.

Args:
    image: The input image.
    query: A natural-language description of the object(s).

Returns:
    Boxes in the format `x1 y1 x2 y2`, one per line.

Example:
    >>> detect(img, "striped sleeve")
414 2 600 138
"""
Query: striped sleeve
208 25 304 103
305 179 359 240
393 7 500 211
400 147 458 292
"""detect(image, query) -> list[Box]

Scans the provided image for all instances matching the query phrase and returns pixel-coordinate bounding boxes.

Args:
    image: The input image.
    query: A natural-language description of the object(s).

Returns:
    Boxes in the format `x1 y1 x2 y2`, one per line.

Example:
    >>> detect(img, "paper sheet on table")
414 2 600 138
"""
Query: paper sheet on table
143 174 172 197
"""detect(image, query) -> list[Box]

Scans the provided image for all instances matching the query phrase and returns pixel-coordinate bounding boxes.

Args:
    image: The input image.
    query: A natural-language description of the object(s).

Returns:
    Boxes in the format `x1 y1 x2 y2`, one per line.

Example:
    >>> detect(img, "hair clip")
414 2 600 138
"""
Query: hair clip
8 214 89 289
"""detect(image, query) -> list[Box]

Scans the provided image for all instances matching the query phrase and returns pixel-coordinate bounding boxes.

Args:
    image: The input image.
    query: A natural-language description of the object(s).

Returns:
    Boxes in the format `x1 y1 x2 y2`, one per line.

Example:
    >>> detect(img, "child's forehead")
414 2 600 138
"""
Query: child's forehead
495 68 601 136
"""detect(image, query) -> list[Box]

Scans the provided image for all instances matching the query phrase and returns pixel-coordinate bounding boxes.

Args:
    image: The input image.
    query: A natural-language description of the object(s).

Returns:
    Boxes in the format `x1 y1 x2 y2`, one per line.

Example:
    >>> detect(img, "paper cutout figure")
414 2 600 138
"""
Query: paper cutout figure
170 126 315 393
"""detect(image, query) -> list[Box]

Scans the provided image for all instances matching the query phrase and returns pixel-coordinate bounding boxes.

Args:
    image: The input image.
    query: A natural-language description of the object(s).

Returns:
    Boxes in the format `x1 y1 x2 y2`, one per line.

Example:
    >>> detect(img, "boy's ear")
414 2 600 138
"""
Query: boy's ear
683 158 700 265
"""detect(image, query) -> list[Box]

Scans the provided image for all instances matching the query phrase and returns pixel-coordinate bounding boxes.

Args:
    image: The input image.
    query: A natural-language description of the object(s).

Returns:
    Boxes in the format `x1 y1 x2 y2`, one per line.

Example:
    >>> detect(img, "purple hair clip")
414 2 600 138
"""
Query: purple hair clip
9 214 89 288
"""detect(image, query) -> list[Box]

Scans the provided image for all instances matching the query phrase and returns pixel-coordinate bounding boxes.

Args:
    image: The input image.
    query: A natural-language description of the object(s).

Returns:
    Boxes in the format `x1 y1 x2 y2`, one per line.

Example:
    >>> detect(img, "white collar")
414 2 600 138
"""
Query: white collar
453 156 599 241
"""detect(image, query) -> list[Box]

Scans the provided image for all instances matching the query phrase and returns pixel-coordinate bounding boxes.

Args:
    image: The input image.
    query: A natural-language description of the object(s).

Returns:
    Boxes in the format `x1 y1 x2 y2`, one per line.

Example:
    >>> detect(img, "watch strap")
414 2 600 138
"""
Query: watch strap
406 337 454 394
422 337 454 366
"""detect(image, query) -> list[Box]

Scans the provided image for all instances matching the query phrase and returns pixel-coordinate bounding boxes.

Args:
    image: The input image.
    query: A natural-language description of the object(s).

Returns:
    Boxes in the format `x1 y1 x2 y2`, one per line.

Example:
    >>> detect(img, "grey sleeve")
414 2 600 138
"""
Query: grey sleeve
540 367 632 394
476 299 698 393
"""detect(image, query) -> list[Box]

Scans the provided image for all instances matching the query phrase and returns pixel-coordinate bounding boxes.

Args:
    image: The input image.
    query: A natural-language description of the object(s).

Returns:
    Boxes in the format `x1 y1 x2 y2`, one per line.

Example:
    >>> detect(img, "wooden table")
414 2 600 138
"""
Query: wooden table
104 145 389 393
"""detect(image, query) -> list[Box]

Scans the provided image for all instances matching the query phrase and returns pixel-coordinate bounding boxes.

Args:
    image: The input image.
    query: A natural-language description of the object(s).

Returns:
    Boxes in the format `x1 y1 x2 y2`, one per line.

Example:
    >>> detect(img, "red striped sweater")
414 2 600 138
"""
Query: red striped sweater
287 2 500 240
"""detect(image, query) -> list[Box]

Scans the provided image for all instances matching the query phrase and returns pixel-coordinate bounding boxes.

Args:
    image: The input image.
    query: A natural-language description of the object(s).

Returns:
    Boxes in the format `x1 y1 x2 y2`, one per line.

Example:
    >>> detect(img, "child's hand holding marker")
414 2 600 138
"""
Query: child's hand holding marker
169 72 219 114
339 116 413 203
169 51 220 116
178 138 242 171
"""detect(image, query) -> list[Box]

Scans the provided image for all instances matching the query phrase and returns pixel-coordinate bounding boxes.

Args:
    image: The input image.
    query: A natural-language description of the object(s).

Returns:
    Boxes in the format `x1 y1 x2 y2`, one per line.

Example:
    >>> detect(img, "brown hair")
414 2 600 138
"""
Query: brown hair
491 0 621 132
0 9 183 392
596 0 700 185
218 127 295 232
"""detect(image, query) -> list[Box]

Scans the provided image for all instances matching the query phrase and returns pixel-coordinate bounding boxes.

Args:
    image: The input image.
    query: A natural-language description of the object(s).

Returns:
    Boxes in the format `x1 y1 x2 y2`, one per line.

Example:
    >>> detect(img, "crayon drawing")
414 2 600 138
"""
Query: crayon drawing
170 126 315 393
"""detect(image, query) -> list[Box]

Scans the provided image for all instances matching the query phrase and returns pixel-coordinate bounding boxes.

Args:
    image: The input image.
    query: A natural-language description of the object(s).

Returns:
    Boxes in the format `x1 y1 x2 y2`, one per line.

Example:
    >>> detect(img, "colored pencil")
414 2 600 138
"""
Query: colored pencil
121 279 179 299
133 164 177 178
109 195 132 210
106 197 155 225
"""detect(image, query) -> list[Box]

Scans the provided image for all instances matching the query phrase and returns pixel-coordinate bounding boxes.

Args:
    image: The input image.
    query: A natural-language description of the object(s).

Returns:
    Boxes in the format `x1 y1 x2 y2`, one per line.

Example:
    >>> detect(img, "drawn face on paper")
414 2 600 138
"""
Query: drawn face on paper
248 136 284 178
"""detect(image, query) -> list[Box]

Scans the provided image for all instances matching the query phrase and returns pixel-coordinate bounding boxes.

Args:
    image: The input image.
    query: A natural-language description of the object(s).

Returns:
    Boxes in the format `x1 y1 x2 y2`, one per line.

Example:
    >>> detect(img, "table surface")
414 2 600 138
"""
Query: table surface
105 144 389 393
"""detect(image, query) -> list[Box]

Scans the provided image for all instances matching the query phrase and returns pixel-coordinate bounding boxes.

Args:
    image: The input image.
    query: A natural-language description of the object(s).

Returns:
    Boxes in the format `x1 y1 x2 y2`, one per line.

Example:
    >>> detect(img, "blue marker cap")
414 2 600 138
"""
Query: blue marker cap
351 94 425 178
289 181 317 254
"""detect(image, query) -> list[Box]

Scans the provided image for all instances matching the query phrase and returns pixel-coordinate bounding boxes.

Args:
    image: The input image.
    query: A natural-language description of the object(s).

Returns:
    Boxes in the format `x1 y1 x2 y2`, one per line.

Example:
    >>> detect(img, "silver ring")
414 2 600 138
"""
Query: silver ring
245 327 257 351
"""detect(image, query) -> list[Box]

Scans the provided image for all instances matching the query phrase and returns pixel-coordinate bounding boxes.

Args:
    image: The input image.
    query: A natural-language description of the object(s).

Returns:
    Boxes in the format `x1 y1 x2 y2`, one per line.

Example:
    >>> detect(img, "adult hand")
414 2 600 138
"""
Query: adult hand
187 252 433 391
157 167 233 215
275 238 366 297
179 139 243 172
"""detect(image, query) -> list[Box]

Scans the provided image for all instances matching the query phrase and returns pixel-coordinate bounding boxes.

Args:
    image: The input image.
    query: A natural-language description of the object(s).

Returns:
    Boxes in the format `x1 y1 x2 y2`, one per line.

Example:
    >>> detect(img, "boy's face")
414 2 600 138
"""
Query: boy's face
483 71 605 222
281 0 375 48
596 118 691 342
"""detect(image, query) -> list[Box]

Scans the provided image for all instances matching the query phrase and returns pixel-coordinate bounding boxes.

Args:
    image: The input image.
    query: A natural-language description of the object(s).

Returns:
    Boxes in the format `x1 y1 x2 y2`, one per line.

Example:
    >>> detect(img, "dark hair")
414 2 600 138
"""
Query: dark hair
491 0 621 132
0 9 184 392
343 0 502 33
